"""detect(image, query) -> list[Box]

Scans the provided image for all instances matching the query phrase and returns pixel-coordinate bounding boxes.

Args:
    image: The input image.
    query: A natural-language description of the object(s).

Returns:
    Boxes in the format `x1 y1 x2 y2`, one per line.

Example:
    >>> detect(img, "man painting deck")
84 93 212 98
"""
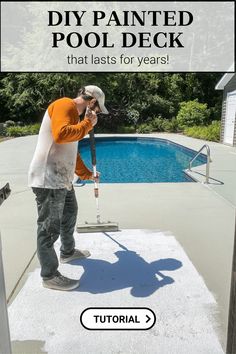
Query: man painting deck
28 85 108 291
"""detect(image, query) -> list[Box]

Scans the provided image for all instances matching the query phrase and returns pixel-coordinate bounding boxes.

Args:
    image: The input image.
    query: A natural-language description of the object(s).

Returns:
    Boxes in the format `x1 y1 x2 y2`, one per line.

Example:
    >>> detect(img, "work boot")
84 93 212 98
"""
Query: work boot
43 272 80 291
60 248 91 263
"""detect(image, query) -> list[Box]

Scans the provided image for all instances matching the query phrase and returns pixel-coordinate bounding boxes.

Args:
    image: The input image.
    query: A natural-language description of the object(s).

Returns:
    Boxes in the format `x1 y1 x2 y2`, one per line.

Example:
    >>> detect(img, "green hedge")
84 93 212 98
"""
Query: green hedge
136 123 153 133
6 123 41 137
116 125 136 133
117 117 179 134
150 116 179 133
183 121 221 142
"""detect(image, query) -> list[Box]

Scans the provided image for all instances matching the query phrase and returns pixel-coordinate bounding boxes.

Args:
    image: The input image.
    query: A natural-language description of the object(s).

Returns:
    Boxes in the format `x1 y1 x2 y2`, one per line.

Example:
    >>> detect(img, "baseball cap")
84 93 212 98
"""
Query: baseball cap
84 85 109 114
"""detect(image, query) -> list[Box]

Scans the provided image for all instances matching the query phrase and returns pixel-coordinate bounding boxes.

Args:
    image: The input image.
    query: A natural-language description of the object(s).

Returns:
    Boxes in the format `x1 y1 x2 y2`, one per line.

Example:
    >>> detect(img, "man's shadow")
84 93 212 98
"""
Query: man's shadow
69 233 182 297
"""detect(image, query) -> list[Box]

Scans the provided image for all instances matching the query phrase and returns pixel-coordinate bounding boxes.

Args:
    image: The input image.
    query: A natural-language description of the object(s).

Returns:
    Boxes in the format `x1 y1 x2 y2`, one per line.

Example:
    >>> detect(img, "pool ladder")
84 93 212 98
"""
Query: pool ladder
188 144 211 184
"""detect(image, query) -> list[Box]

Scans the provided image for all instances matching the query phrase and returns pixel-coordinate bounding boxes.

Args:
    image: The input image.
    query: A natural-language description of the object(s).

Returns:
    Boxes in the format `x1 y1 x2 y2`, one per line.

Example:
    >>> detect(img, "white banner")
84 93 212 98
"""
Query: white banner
1 1 235 72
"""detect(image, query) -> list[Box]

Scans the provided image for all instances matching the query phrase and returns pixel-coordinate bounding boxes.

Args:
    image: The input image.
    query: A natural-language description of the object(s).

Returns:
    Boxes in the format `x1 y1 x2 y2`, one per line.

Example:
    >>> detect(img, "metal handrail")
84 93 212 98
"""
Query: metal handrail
188 144 211 184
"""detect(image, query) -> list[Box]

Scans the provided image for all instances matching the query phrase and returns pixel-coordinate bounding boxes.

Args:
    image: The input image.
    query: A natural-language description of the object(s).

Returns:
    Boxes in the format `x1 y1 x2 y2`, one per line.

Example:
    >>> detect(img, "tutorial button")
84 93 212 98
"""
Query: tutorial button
80 307 156 330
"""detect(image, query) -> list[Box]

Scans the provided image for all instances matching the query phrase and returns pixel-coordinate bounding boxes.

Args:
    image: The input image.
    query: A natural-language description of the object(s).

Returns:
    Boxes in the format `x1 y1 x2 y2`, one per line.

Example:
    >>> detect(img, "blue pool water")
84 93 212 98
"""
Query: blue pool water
78 137 207 183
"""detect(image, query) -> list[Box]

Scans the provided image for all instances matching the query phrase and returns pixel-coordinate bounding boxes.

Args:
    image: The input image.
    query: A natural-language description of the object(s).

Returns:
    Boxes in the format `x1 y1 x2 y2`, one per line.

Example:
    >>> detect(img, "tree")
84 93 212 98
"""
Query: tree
0 73 223 129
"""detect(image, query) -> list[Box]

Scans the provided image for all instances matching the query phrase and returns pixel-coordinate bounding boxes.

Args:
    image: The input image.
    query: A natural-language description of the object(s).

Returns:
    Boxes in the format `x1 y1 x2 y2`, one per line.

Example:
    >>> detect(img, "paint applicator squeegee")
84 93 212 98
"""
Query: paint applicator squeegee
77 128 119 233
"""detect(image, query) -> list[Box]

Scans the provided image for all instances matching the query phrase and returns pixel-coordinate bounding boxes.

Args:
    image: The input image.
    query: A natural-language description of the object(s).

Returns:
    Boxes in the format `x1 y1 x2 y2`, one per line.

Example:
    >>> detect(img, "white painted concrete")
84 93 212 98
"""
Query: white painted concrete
8 230 224 354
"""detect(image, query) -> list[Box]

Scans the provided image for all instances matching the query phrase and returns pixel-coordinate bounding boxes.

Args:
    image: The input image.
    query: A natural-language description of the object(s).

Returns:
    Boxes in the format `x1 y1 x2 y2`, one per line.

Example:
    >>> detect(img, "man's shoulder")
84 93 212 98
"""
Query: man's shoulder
47 97 77 117
48 97 75 109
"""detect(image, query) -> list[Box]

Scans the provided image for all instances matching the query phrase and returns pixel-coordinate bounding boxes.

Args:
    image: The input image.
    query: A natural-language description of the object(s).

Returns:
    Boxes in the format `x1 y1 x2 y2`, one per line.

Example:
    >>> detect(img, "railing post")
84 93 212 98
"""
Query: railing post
206 153 210 183
189 144 211 184
204 145 210 184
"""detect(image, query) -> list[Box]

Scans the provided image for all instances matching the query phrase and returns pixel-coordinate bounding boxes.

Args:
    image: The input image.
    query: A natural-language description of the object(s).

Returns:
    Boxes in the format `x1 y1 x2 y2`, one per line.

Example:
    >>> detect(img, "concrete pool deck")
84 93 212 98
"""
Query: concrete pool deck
0 133 235 353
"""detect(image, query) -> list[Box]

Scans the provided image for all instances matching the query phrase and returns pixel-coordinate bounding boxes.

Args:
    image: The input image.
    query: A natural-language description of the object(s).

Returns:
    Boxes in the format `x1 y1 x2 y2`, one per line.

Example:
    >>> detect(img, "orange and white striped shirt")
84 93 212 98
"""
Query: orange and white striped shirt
28 97 93 190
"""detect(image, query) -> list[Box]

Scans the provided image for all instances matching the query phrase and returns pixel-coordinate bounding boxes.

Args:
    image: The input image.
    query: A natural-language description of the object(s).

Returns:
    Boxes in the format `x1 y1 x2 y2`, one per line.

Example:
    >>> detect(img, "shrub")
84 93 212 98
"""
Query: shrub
151 116 179 133
184 120 221 142
136 123 153 134
16 121 24 126
176 100 210 130
4 120 16 127
144 95 176 120
0 123 6 136
162 118 179 133
126 108 140 130
117 125 136 133
6 123 41 137
151 116 165 132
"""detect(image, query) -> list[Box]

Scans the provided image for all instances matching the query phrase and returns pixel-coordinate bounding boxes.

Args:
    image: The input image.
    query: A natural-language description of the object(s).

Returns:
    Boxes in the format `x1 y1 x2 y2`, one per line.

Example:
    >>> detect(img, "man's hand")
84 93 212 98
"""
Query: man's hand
90 171 100 183
86 107 98 127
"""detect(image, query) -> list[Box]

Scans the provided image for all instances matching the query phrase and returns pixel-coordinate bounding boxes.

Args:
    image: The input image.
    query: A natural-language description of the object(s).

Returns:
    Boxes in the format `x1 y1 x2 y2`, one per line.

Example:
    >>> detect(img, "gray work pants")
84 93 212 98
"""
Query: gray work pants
32 187 78 280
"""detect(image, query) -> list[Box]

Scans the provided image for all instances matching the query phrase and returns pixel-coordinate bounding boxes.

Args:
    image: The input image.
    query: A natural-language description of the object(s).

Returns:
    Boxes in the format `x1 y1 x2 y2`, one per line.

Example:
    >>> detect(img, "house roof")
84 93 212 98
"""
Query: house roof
215 73 235 90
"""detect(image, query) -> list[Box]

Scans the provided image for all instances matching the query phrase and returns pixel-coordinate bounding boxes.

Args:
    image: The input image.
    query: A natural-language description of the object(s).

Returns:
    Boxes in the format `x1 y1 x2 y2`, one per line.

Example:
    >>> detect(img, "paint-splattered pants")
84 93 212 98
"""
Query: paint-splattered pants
32 187 78 280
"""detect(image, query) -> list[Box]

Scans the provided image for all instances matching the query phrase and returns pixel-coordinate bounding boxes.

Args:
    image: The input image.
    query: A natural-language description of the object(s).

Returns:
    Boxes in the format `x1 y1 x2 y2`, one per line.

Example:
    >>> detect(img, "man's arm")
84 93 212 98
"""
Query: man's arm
49 99 93 144
75 153 93 180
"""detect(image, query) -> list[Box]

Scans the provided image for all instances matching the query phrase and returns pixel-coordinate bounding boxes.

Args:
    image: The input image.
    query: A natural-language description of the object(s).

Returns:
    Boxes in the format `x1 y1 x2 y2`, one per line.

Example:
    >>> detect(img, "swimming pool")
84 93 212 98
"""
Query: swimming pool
78 137 207 183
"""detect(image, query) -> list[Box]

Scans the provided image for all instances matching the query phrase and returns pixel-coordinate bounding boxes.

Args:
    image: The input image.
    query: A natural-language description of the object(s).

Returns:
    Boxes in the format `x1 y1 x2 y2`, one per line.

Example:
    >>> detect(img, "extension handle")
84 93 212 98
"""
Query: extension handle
89 129 96 166
93 165 99 198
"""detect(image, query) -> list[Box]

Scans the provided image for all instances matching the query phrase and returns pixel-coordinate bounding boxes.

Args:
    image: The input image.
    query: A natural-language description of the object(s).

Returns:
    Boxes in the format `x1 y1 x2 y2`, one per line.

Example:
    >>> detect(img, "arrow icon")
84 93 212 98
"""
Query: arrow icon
146 315 151 323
